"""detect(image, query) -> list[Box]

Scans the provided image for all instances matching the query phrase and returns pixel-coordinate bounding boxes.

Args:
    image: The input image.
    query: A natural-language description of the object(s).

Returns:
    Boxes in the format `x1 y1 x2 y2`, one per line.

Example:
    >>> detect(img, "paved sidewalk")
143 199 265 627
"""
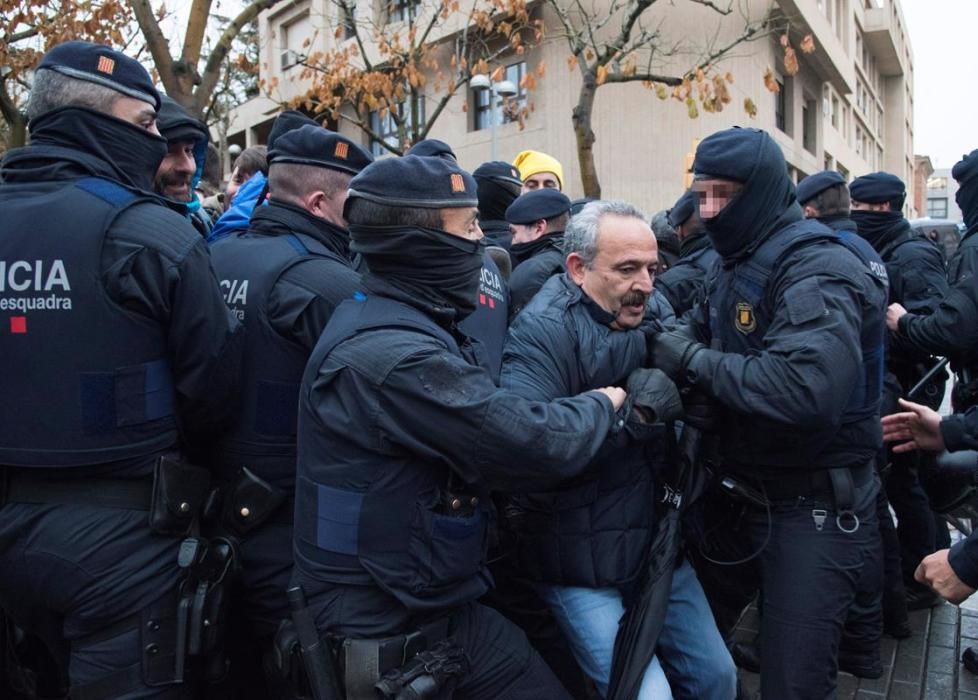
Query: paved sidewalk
734 597 978 699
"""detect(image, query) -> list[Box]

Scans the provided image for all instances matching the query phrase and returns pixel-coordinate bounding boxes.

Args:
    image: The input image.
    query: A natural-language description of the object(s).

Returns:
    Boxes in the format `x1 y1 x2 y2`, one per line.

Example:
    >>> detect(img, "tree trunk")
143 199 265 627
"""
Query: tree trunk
0 84 27 149
572 74 601 199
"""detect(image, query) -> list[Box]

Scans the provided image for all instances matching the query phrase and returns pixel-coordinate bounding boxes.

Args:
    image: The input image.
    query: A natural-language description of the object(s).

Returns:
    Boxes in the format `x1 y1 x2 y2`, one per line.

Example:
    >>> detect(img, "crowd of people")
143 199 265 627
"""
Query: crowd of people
4 39 978 700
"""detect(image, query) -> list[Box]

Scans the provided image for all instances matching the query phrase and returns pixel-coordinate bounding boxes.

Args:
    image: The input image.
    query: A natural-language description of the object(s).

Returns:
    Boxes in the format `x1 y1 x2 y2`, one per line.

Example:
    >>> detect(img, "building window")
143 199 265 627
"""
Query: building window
824 153 834 171
369 97 426 156
472 62 527 131
837 163 849 180
775 77 786 133
928 198 948 219
803 98 816 154
831 96 839 129
928 176 948 190
340 1 357 38
387 0 418 23
280 11 314 71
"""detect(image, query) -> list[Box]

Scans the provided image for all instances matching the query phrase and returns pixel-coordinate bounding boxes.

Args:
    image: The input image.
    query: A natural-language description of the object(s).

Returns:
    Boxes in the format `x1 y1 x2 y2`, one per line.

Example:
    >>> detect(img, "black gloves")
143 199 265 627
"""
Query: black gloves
679 388 718 431
624 367 683 425
649 330 706 382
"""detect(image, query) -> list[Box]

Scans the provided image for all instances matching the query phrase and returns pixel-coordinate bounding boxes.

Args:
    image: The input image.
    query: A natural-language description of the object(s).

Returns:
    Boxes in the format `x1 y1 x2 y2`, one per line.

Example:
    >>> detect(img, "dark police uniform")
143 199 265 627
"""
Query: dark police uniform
506 189 572 319
291 155 621 699
473 161 522 252
850 172 950 597
0 42 241 698
652 128 886 699
208 126 371 661
655 189 719 318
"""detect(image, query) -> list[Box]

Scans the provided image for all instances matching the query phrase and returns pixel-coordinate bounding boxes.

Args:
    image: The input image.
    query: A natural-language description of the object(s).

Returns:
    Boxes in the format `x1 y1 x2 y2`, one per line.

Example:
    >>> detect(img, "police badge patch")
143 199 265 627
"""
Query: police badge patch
735 302 756 334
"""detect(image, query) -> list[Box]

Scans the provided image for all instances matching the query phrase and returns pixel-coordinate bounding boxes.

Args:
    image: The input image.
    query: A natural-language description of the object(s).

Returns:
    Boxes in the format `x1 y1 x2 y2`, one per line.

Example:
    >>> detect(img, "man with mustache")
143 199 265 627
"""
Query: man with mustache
154 95 213 236
501 199 736 698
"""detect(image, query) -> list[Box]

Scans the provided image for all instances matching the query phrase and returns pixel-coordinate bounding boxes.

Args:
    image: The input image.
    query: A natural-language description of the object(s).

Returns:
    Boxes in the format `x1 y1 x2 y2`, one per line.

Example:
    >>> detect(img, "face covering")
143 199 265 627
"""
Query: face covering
510 233 562 266
28 106 167 192
351 223 486 320
850 210 905 249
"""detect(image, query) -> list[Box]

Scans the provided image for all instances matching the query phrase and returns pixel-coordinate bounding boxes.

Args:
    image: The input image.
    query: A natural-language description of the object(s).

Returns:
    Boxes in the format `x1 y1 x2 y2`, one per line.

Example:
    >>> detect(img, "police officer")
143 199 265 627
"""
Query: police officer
472 160 523 251
506 188 572 317
850 171 950 609
503 199 736 699
650 127 886 699
0 41 241 697
155 95 213 236
208 124 371 690
888 149 978 413
649 209 681 272
655 189 719 317
291 154 628 699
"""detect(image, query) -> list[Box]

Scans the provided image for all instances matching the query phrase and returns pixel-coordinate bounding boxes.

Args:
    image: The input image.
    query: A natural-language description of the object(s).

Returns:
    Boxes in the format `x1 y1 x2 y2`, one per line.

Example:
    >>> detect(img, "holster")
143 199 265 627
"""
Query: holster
220 467 287 537
374 639 468 700
149 455 211 536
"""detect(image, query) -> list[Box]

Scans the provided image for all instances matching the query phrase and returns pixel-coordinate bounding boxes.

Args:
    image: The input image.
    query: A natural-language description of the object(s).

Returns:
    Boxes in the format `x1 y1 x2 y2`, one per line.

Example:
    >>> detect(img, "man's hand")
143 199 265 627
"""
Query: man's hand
915 549 977 604
649 330 705 381
881 398 945 453
625 368 683 424
886 303 908 332
595 386 627 412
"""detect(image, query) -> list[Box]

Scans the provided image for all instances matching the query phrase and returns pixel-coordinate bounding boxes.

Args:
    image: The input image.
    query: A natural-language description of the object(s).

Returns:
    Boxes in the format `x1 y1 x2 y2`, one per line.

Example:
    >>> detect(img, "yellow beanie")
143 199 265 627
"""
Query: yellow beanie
512 150 564 190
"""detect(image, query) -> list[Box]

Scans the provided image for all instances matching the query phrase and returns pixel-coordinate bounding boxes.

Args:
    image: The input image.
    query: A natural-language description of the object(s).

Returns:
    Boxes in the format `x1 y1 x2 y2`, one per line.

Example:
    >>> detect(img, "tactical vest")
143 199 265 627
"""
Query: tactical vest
0 177 178 467
209 231 350 486
294 294 493 612
707 221 885 469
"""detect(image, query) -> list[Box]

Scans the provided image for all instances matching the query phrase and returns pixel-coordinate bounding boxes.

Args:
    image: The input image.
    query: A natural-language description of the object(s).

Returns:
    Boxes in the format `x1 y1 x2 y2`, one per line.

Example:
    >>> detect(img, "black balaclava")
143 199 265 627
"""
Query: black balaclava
953 149 978 232
26 106 167 192
692 127 800 260
351 224 485 320
849 209 906 249
509 232 563 267
849 172 909 249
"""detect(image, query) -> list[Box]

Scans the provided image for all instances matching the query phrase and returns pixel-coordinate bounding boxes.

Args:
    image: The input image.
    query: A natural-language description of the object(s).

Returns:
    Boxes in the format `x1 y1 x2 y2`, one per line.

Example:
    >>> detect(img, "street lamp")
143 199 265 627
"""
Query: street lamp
469 74 518 160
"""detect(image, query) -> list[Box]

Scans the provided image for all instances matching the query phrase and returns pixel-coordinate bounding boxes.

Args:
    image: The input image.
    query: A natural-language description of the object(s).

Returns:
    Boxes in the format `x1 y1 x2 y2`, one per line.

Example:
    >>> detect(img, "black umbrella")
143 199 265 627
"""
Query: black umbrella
606 423 709 700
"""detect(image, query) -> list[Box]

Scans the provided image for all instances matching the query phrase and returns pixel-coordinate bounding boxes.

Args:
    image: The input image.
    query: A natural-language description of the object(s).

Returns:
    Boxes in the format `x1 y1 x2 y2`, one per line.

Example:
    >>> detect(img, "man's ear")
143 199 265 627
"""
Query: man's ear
803 204 819 219
302 190 327 217
566 252 588 285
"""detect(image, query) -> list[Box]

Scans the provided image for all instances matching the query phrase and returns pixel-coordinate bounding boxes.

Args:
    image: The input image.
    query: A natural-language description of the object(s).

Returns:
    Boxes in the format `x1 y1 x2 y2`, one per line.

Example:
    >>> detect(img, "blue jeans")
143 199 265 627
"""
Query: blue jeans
537 559 736 699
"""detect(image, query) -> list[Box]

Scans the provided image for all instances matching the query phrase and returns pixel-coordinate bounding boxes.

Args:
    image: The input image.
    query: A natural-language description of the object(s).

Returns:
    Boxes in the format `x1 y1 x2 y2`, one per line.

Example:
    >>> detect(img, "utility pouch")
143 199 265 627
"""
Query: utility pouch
221 467 287 537
374 639 468 700
149 456 211 536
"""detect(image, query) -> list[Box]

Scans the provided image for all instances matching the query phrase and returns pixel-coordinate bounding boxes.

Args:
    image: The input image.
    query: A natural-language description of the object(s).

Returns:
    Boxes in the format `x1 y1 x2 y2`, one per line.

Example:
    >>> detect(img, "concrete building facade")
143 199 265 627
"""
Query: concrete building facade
925 167 963 223
227 0 916 216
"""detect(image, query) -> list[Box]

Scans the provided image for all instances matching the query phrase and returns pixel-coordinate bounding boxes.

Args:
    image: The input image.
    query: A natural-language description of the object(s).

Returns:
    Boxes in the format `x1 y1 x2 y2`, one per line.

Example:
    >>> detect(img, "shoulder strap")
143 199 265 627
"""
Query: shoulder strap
75 176 144 208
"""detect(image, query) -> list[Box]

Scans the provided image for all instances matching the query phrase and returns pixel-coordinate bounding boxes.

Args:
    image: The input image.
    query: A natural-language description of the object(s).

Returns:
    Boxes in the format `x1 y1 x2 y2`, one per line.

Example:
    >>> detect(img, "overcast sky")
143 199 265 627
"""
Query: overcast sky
902 0 976 170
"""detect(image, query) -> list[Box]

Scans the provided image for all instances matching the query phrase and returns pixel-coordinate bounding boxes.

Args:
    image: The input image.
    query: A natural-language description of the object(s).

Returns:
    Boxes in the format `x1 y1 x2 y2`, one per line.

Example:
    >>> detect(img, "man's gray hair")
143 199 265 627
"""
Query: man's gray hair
563 199 648 266
26 69 122 121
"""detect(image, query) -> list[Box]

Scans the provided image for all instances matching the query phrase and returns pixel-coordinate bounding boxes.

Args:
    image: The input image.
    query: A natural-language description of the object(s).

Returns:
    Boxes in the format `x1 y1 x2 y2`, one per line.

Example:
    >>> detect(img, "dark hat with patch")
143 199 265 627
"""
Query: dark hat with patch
849 171 906 208
407 139 457 161
953 149 978 186
268 110 319 149
268 124 373 175
473 160 522 189
348 154 478 208
796 171 847 206
505 189 572 224
37 40 160 111
667 190 697 228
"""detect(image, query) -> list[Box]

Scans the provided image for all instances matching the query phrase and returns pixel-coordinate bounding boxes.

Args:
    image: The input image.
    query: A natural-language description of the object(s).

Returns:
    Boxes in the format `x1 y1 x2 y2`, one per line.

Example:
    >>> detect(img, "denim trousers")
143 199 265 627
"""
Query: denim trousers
537 558 736 699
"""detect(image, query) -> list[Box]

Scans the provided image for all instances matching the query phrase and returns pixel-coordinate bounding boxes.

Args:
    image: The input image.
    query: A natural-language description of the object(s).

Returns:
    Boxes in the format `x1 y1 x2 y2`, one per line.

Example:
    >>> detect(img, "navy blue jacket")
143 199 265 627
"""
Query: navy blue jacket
501 274 668 587
0 120 241 473
209 201 360 487
292 276 617 632
508 233 565 318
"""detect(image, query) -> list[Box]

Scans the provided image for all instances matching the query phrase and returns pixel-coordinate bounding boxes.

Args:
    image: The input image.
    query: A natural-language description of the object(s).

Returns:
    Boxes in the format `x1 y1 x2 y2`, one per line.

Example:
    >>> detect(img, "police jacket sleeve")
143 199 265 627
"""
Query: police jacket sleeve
888 243 948 359
102 206 243 451
372 346 617 491
949 533 978 590
269 260 361 352
686 268 866 426
897 243 978 357
940 407 978 452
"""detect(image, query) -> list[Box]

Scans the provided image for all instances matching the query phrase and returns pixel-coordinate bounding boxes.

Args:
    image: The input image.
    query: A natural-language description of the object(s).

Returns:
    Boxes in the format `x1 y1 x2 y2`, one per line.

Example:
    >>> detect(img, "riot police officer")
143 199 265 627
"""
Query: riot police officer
650 127 886 699
208 124 372 690
0 41 241 697
655 189 719 317
505 188 572 317
291 153 628 699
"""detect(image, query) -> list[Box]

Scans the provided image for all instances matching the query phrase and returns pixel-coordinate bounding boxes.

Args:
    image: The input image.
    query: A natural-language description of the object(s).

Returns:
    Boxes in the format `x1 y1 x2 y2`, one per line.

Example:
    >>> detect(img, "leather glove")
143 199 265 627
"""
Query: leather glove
680 387 719 431
649 330 706 381
624 367 683 424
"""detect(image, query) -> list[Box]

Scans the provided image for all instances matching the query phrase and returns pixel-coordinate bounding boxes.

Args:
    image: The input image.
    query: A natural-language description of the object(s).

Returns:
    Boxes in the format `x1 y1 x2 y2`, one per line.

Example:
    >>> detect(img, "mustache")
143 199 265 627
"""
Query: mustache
620 291 649 308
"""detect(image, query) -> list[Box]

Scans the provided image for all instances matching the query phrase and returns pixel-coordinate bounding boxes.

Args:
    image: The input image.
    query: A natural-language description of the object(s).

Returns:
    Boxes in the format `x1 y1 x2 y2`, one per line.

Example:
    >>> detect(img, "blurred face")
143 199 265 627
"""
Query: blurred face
110 96 159 135
567 214 658 330
693 178 743 220
522 172 560 192
225 166 252 210
441 206 483 241
155 139 196 201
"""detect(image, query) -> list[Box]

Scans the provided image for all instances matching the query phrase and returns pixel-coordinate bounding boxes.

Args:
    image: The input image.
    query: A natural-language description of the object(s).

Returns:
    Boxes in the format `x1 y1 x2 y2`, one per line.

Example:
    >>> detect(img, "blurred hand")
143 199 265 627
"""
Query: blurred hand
595 386 627 412
881 398 945 453
915 549 976 605
649 331 705 380
886 303 907 332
